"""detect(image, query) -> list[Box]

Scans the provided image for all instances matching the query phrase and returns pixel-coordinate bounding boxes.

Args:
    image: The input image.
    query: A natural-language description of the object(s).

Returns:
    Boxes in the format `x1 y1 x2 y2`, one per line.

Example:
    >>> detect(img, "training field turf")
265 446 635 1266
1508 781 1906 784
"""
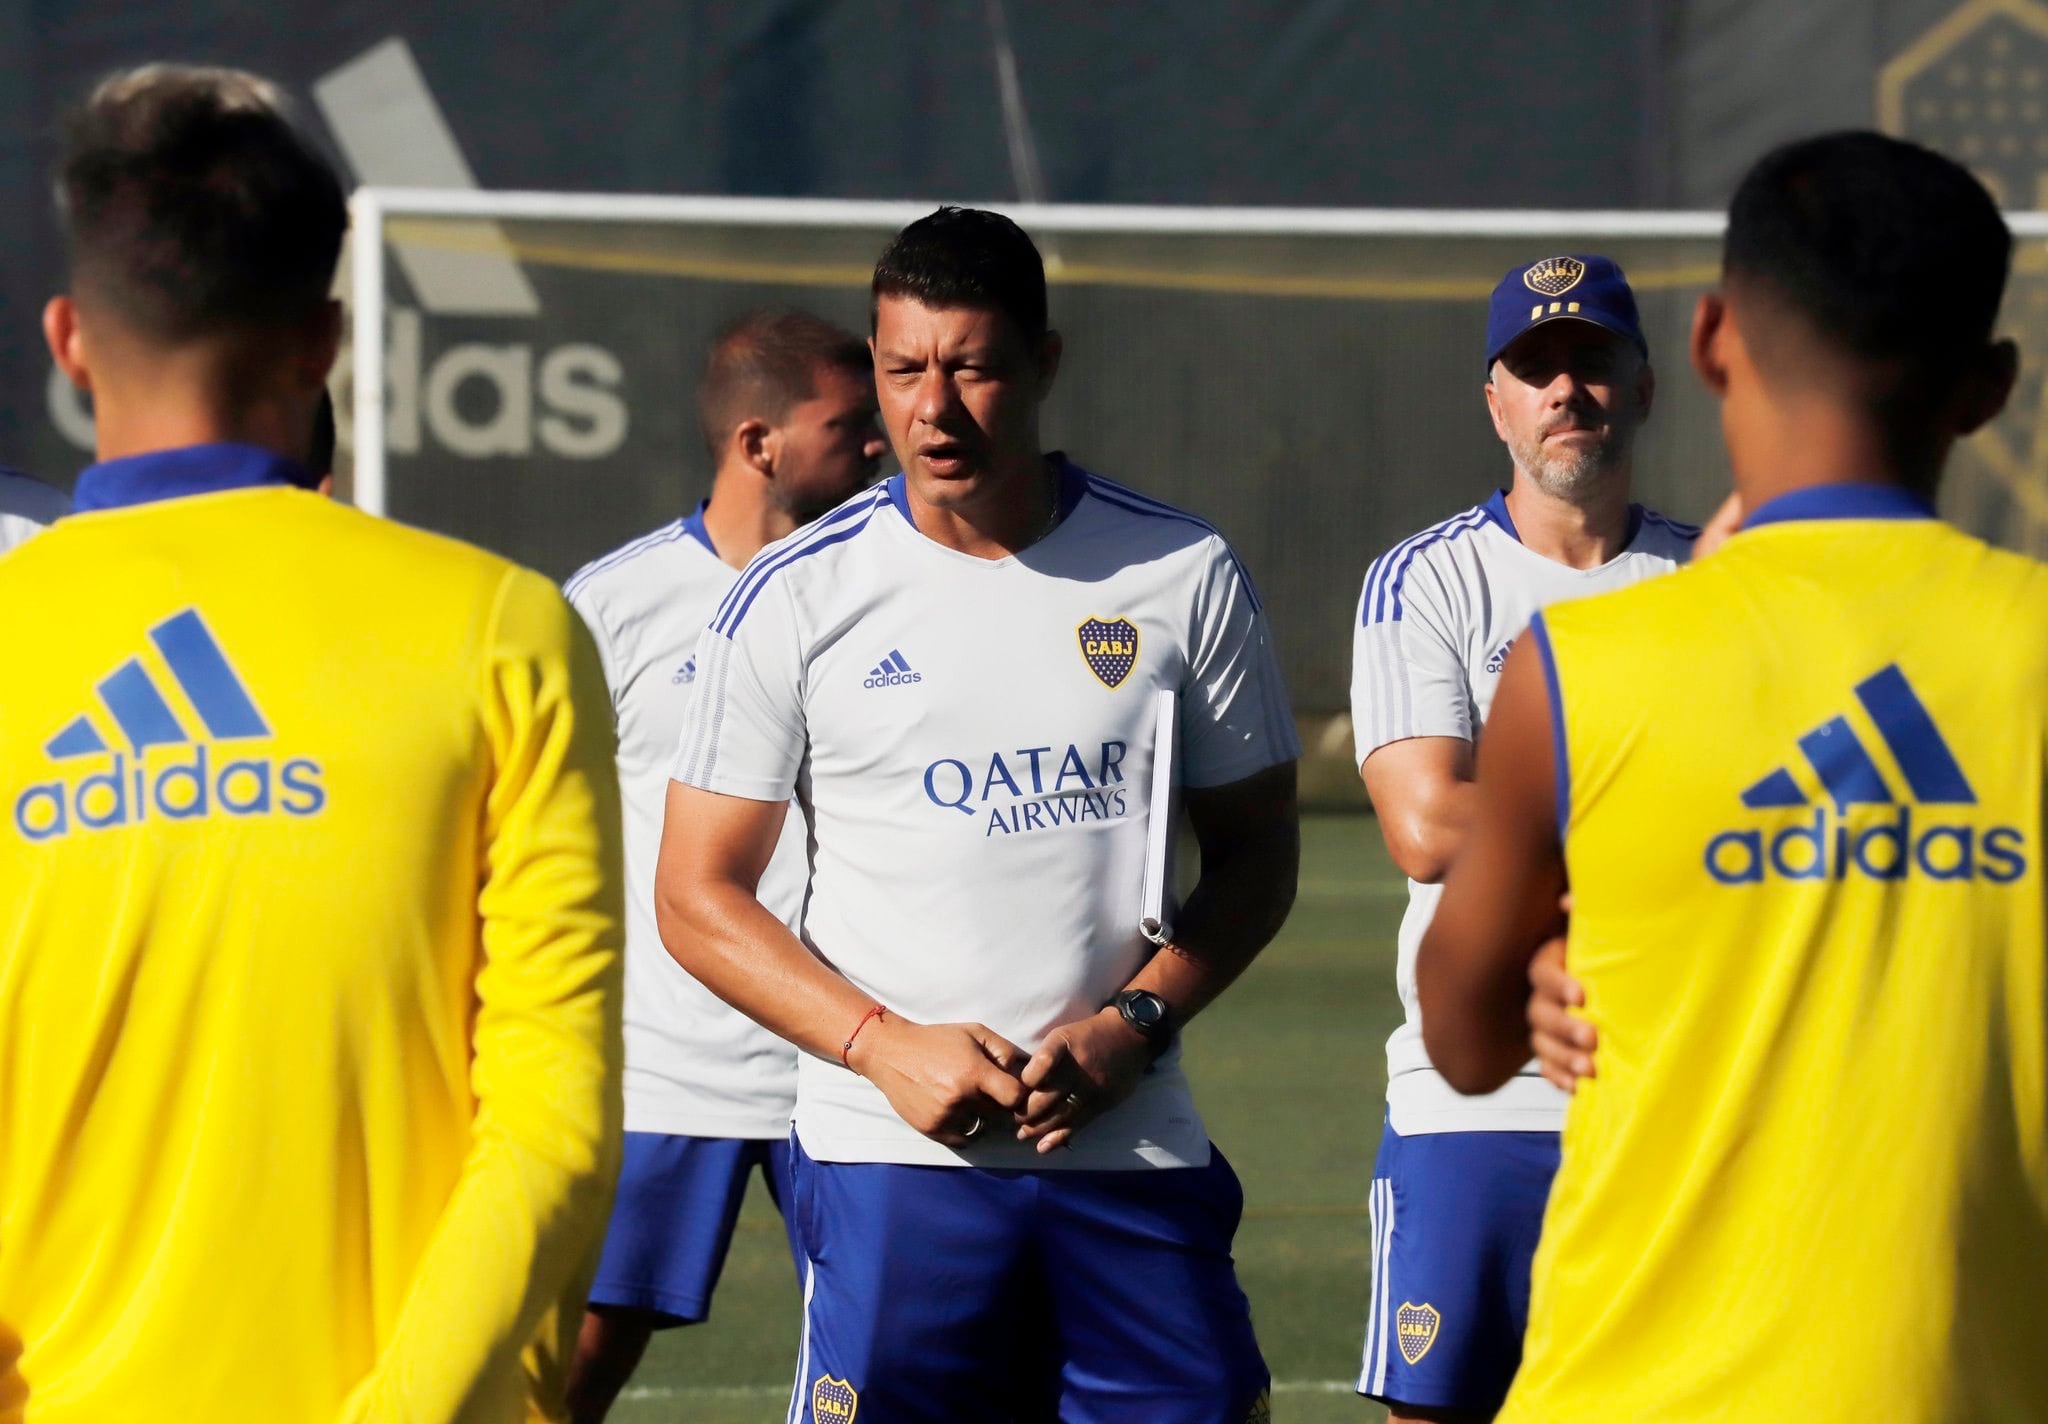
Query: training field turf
614 812 1403 1424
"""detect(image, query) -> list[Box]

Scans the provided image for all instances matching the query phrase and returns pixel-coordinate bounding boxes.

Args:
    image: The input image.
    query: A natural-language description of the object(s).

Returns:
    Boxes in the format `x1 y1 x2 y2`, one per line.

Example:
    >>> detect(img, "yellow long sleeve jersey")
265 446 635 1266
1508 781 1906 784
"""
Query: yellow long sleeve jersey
0 446 624 1422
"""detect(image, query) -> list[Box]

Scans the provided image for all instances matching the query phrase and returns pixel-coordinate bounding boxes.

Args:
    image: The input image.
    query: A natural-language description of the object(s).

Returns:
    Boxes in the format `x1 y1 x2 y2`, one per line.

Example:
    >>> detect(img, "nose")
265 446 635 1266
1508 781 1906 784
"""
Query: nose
912 368 959 428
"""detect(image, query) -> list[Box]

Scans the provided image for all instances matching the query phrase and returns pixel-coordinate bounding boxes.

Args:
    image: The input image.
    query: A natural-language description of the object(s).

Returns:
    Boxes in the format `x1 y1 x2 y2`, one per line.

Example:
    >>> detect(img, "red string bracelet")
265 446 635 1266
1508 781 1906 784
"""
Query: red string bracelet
842 1004 887 1071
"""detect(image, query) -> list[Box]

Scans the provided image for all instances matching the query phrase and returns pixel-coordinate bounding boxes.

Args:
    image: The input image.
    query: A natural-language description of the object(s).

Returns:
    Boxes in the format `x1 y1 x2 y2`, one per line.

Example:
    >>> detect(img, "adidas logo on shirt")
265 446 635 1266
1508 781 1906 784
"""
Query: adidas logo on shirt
1705 663 2025 884
13 608 327 841
673 657 697 685
863 649 921 689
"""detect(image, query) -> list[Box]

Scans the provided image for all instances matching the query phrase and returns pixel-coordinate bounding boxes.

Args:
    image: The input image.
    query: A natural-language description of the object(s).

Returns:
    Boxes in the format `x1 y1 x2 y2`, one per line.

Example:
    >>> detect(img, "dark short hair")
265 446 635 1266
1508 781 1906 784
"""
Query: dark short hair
57 65 347 341
870 206 1047 341
1724 131 2010 372
697 310 870 458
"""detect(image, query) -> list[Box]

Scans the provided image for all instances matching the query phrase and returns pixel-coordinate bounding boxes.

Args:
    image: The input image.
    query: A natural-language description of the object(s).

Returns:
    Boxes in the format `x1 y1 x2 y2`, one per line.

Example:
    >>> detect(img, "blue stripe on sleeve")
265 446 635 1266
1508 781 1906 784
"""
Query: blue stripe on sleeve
1526 612 1570 844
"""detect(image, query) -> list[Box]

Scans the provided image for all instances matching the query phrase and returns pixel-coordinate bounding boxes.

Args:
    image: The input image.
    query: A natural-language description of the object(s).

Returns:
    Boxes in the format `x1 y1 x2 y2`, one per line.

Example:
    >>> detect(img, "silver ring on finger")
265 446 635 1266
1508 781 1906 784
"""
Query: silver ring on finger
1064 1092 1084 1109
961 1114 985 1139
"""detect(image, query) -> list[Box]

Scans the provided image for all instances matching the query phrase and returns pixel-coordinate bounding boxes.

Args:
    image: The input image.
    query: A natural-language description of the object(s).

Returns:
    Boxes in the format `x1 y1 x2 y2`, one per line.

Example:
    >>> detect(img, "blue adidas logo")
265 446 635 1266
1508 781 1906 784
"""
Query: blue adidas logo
672 657 697 685
863 649 921 690
14 608 327 841
1705 663 2025 884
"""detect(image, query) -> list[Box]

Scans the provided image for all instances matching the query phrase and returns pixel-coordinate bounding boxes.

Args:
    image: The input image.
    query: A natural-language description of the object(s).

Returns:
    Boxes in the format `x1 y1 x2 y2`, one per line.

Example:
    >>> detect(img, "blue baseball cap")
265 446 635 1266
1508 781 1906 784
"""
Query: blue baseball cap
1484 254 1647 370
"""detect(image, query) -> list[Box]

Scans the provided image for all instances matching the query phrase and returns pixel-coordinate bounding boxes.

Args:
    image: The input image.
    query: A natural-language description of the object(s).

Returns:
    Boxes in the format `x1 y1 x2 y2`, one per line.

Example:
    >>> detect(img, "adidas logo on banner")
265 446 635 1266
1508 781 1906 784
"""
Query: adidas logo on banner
863 649 921 689
1705 663 2025 884
14 609 327 841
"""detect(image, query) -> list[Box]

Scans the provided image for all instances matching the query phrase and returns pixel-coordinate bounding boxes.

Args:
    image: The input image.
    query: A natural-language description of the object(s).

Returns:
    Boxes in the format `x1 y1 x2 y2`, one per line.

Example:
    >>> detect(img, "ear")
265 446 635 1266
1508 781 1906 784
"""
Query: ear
1483 367 1511 444
316 473 335 499
1035 329 1063 397
1950 337 2018 437
735 417 775 475
1689 292 1729 399
44 296 89 391
1635 356 1657 422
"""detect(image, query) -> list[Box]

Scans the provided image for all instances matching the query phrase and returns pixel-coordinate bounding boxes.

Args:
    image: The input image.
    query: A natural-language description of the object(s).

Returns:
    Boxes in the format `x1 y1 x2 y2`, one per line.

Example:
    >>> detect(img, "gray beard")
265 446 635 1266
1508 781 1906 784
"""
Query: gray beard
1508 429 1629 500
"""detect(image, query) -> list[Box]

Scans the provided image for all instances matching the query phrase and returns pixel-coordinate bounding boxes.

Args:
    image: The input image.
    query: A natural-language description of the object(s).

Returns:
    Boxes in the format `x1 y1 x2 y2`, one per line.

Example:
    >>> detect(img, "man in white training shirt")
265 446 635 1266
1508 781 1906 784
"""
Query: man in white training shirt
1351 256 1696 1420
561 311 884 1423
0 468 70 551
658 207 1301 1423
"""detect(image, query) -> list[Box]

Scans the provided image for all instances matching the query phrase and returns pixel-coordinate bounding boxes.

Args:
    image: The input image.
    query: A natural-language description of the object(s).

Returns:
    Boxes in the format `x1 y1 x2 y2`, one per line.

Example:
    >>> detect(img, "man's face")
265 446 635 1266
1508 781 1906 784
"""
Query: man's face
769 363 886 523
1486 321 1652 498
871 294 1055 510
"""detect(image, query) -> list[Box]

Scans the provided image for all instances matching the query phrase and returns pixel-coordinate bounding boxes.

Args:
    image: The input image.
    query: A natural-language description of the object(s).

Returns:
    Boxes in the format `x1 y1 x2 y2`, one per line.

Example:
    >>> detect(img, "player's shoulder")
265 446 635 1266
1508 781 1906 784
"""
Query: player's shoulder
1358 496 1501 626
706 481 897 639
1630 505 1702 563
1070 464 1265 603
0 467 71 525
563 514 721 616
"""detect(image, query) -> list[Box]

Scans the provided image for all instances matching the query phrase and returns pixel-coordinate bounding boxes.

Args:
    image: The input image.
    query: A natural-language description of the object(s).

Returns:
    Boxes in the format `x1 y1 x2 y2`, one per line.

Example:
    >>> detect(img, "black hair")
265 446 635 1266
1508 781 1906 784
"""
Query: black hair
697 309 870 459
870 206 1048 341
1724 131 2009 373
57 65 347 341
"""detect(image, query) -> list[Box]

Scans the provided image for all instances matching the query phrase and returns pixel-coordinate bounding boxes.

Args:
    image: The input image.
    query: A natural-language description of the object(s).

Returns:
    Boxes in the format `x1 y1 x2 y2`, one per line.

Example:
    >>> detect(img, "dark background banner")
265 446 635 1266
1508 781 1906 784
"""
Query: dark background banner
2 0 2040 708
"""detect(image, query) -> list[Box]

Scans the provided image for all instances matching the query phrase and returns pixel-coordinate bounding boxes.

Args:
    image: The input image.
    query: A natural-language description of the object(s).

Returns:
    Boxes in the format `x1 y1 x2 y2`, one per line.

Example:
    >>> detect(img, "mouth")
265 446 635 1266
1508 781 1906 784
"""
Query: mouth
916 441 975 476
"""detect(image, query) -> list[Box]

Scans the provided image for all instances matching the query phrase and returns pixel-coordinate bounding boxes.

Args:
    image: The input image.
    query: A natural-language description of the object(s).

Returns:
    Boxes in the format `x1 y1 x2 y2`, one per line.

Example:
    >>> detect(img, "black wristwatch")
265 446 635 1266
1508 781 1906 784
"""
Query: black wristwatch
1114 989 1174 1054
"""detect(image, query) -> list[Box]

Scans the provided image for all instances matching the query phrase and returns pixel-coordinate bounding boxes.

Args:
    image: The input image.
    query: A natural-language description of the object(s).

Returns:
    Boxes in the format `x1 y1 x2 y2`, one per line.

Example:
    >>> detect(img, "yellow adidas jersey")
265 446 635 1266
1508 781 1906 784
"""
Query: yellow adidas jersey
0 446 624 1423
1501 484 2048 1423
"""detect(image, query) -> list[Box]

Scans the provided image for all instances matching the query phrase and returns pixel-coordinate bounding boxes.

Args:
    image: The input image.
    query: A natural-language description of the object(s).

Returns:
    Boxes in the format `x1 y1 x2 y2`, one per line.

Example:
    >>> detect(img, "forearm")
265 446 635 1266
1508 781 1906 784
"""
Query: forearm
346 935 621 1421
659 878 874 1061
1126 826 1298 1026
1417 941 1535 1093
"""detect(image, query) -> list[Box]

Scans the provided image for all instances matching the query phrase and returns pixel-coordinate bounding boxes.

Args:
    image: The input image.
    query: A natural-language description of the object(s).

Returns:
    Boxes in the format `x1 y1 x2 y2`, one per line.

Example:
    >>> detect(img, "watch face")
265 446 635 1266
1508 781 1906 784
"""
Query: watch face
1124 992 1165 1029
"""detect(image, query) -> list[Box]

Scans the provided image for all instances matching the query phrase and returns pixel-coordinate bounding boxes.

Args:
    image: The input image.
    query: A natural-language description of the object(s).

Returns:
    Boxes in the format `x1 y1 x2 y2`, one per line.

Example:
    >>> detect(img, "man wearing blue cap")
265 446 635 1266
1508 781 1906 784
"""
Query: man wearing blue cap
1348 255 1696 1419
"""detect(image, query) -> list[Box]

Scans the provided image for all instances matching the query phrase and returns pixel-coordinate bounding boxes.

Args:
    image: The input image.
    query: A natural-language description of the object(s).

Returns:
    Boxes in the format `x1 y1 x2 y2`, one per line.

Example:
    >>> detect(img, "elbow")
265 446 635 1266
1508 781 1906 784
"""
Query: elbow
1383 821 1454 885
653 879 709 975
1415 953 1519 1096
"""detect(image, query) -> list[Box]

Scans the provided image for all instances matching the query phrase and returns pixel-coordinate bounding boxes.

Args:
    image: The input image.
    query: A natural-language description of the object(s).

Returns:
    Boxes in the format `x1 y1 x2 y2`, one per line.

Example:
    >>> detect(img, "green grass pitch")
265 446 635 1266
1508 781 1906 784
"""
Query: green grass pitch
612 813 1403 1423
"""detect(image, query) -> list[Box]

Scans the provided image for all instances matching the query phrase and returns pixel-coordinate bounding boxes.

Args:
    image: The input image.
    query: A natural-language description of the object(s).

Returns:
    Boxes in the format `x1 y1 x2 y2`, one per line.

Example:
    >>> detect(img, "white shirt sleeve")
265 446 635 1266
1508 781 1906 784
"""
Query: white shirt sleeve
1351 544 1472 766
671 578 807 803
562 582 626 721
1179 537 1301 789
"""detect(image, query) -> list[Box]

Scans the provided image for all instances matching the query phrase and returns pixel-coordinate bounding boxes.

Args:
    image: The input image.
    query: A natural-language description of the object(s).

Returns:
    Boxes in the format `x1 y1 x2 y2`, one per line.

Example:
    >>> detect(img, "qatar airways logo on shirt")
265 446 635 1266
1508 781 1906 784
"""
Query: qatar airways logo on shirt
14 610 327 842
1704 665 2025 885
922 740 1131 837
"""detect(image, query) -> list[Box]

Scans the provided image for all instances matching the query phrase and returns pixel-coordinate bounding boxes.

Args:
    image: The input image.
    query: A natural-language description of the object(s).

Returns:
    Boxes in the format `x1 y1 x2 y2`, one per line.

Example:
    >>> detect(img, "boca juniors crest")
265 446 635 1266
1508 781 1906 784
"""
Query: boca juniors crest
812 1375 858 1421
1396 1301 1441 1365
1078 616 1140 689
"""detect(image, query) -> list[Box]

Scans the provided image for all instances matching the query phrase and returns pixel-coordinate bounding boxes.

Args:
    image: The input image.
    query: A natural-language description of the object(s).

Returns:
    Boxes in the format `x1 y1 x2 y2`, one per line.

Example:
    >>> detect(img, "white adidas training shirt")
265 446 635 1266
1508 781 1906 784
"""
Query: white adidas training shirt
0 470 70 552
673 459 1300 1170
1351 489 1695 1135
567 502 802 1139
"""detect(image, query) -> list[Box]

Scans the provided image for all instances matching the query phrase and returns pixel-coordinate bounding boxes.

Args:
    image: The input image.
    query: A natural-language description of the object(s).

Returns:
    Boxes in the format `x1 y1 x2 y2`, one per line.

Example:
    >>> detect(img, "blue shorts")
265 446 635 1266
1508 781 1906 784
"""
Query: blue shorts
787 1139 1270 1424
1356 1119 1560 1414
586 1132 798 1325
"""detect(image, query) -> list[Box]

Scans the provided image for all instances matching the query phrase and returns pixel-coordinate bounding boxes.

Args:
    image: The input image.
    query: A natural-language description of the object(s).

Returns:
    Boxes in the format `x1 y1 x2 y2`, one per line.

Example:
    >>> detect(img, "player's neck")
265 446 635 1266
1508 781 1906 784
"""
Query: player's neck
700 465 800 571
1503 471 1635 570
89 388 309 468
904 453 1058 560
1728 396 1944 511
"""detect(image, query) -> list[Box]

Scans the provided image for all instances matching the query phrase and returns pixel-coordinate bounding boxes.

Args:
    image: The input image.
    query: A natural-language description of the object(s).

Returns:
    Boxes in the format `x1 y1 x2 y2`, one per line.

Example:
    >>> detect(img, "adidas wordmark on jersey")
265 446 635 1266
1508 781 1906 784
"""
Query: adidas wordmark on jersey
673 460 1300 1170
568 503 802 1139
1351 489 1696 1134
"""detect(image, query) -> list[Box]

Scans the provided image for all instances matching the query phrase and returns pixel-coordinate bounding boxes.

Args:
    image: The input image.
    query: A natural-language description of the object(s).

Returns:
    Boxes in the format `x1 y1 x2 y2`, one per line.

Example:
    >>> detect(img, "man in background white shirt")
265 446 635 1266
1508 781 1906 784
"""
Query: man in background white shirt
1350 255 1694 1420
562 310 884 1423
0 468 70 552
